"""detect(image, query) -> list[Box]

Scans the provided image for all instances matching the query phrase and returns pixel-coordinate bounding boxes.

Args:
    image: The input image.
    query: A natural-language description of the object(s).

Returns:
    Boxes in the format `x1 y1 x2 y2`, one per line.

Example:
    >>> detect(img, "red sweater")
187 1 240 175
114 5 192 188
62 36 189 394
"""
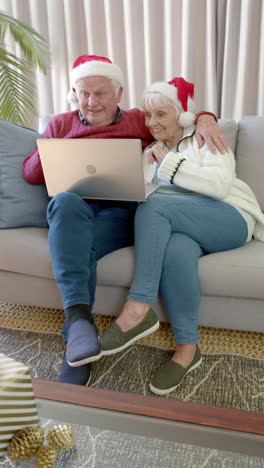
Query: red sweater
22 109 153 184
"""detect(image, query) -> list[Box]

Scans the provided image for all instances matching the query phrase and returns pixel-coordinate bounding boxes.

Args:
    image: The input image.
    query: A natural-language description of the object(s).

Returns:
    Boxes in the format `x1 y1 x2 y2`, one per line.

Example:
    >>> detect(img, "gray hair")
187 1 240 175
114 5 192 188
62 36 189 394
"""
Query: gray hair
143 91 180 117
75 77 121 98
111 79 123 96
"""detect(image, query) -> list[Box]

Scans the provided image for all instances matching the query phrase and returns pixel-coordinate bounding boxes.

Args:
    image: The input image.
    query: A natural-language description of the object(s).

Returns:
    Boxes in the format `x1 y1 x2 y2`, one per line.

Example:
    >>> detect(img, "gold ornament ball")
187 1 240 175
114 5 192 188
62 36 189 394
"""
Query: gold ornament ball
7 426 44 462
47 424 75 451
35 445 57 468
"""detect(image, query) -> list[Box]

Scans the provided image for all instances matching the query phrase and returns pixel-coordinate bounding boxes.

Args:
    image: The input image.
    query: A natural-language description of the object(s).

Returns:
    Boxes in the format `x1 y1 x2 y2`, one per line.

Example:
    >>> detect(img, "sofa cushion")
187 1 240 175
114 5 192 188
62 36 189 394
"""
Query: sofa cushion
198 241 264 298
0 228 53 278
0 119 49 228
1 228 264 300
96 242 264 300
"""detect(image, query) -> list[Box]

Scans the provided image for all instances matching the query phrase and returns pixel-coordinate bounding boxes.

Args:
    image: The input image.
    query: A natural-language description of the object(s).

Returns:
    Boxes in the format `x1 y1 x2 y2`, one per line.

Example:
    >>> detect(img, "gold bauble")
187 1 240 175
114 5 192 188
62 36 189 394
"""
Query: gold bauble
35 446 57 468
47 424 75 451
7 426 44 462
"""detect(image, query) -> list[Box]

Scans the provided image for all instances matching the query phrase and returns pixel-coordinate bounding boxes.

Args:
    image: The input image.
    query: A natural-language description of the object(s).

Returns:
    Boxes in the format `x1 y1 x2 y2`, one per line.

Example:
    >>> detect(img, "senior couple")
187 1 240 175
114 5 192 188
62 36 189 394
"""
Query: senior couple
23 55 264 395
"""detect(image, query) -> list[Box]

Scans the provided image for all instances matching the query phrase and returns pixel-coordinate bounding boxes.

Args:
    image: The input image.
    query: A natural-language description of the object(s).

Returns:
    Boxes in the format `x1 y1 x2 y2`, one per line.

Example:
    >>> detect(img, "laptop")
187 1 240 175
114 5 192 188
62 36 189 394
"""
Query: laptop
37 138 159 202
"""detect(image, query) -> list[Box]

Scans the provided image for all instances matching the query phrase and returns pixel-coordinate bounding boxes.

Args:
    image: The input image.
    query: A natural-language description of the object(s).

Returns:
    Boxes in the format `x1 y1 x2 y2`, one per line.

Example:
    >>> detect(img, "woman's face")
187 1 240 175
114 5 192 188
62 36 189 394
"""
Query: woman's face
144 104 180 142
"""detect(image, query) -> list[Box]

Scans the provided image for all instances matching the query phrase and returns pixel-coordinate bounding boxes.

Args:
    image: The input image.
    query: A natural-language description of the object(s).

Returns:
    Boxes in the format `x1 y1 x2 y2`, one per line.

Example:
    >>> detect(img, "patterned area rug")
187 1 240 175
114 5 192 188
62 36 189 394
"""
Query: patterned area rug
0 325 263 413
0 302 264 358
1 304 264 467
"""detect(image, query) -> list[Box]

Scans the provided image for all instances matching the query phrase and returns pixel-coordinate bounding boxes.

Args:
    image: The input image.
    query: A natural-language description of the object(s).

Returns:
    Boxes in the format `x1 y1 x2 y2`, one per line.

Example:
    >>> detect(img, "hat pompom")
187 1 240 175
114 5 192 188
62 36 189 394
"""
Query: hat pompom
178 111 195 128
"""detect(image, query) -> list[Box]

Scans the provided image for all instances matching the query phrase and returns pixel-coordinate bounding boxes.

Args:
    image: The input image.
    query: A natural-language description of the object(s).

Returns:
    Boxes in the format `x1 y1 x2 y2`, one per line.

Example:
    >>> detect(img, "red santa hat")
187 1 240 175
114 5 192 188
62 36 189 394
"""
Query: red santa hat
67 54 124 105
143 77 196 128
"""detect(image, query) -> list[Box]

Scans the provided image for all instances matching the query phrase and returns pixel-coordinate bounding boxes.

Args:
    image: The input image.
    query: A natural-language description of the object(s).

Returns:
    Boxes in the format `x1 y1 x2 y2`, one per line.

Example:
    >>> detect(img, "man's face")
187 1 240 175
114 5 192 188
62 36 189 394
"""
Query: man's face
75 76 123 126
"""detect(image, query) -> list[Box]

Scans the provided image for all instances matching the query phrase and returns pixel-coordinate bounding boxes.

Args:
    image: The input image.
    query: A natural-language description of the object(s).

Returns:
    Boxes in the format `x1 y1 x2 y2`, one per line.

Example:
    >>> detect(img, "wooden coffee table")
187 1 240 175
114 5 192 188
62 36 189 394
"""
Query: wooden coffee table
33 378 264 459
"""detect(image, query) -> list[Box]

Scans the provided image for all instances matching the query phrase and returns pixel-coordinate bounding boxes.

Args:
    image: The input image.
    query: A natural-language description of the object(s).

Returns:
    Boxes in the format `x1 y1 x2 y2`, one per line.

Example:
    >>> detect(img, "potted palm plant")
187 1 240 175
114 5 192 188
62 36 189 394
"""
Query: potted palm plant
0 10 50 125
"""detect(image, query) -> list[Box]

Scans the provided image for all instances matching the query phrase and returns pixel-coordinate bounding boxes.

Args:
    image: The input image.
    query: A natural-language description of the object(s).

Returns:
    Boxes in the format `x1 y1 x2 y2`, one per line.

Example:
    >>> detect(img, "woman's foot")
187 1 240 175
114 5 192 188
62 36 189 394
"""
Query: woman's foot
116 300 150 331
99 301 160 355
149 344 202 396
171 343 197 367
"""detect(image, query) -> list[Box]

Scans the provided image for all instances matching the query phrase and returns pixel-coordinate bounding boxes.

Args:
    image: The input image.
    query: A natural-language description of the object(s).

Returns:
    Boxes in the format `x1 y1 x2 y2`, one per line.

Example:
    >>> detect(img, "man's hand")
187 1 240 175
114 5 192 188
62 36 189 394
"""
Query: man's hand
195 115 229 154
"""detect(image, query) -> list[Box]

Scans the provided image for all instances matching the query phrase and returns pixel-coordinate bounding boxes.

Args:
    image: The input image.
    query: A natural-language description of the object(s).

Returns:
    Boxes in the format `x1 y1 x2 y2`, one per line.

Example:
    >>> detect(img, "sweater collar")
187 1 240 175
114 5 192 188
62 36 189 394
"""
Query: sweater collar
78 106 122 126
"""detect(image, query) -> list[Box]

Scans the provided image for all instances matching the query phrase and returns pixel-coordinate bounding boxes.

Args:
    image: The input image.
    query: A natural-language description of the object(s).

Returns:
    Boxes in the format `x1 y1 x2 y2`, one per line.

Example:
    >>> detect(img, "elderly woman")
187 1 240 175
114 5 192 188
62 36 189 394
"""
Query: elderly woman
99 78 264 395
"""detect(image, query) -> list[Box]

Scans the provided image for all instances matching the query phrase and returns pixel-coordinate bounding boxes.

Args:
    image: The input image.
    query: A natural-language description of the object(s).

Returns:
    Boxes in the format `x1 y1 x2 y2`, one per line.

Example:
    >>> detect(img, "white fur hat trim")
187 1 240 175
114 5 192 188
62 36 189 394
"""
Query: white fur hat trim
67 60 124 105
144 81 196 128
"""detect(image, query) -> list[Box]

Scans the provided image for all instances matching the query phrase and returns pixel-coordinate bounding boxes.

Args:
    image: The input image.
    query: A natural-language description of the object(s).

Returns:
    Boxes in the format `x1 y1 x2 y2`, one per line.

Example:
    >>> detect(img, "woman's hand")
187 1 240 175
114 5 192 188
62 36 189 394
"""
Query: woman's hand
195 115 229 154
145 144 167 164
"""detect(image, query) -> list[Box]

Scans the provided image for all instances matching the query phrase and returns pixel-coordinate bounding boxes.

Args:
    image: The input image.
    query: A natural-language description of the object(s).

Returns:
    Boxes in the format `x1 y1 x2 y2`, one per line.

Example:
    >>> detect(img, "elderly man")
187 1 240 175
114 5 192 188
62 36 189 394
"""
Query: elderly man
23 55 228 385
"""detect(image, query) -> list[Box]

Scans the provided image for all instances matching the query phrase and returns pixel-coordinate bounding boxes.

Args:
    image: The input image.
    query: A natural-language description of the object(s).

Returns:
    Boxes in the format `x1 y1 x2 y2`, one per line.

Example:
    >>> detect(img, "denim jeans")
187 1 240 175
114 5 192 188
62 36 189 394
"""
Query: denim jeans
127 194 248 344
47 192 136 341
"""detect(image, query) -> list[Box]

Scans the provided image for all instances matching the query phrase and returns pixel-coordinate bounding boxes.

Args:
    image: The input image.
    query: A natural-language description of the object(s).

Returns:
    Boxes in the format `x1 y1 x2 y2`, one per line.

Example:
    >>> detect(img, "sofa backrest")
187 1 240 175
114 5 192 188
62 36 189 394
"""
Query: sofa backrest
39 114 54 134
235 116 264 210
218 119 237 154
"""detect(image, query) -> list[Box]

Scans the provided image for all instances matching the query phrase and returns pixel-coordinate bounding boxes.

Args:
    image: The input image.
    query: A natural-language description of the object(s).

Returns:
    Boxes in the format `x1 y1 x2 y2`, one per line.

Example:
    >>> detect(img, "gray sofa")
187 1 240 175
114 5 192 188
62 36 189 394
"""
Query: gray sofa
0 116 263 333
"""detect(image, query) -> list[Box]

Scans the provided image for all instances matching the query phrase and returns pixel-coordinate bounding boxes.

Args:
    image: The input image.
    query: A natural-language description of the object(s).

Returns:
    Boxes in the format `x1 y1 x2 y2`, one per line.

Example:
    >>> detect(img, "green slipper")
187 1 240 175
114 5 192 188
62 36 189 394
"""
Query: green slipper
150 345 202 396
100 308 159 356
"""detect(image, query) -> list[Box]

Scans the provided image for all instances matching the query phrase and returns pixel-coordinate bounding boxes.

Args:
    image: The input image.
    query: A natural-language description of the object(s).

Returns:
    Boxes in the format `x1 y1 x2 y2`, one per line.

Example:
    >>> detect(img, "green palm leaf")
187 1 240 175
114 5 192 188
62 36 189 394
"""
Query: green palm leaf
0 10 50 125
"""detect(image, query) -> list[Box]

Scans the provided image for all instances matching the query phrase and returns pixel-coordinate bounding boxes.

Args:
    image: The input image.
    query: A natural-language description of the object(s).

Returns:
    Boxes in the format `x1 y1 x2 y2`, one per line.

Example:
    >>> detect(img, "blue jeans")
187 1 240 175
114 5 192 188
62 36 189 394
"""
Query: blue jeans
127 194 248 344
47 192 136 341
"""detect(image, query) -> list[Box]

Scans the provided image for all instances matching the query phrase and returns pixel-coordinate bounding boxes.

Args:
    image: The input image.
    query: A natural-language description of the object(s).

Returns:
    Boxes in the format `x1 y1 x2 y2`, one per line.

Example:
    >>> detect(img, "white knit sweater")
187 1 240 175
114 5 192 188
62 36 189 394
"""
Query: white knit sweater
143 127 264 241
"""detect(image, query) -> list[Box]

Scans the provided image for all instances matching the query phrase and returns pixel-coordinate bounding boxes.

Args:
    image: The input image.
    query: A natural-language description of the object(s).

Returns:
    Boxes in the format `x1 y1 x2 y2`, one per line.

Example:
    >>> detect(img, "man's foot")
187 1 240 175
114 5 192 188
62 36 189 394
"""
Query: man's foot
59 353 92 386
149 345 202 396
66 317 102 367
99 308 159 356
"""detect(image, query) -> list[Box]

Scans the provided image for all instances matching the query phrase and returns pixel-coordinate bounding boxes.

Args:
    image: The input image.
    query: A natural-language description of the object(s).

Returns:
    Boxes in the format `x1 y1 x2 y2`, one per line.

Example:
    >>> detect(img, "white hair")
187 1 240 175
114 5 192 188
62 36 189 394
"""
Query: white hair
75 77 121 96
111 79 123 96
68 76 122 106
143 92 180 117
